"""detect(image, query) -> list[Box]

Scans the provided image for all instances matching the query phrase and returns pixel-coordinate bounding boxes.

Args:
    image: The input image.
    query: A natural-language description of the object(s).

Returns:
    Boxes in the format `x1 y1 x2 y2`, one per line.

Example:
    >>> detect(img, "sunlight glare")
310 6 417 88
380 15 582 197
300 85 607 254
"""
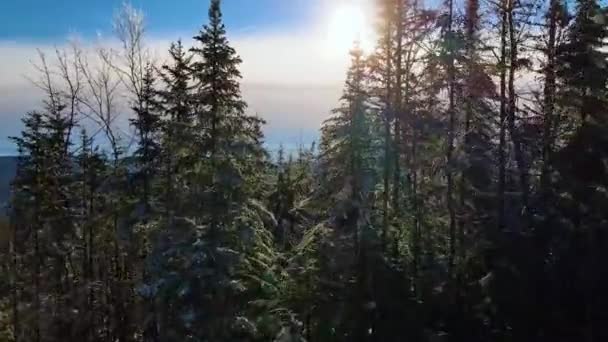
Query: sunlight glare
325 3 374 56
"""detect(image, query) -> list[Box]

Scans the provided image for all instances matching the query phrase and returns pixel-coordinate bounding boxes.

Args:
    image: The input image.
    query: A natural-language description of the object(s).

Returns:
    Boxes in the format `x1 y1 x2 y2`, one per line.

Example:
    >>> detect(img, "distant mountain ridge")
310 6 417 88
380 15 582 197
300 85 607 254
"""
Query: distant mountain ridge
0 156 18 213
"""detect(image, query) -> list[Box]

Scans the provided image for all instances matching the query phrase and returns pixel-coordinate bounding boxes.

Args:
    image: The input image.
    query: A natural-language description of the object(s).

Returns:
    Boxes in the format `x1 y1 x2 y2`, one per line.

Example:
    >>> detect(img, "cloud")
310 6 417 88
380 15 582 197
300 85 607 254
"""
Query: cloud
0 27 350 155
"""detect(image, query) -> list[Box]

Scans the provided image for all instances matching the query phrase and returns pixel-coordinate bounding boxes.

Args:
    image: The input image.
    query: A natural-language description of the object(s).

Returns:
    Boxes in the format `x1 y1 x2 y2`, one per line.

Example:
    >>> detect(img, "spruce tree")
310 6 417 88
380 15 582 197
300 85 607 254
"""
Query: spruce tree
317 42 379 340
557 0 608 122
190 0 266 222
9 111 45 342
157 40 195 219
9 103 78 341
130 63 161 218
144 40 196 341
148 1 270 339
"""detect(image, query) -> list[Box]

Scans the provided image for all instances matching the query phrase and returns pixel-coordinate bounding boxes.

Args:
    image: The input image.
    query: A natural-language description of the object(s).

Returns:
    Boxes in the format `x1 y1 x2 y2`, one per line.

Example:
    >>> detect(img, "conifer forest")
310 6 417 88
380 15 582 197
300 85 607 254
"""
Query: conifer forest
2 0 608 340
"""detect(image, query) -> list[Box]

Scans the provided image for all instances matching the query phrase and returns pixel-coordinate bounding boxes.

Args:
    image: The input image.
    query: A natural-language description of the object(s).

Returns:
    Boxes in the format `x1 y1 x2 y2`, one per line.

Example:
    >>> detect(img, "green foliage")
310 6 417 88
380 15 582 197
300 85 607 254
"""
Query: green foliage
3 0 608 341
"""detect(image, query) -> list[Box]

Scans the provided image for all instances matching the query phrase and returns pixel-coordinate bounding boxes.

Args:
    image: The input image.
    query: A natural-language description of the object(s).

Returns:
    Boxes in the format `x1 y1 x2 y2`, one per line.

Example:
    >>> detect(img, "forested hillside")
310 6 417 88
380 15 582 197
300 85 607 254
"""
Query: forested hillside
2 0 608 340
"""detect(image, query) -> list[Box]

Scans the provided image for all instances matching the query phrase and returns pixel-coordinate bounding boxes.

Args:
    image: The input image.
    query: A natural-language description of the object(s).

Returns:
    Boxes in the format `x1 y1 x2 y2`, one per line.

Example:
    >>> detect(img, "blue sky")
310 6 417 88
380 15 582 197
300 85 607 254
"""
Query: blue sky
0 0 317 40
0 0 373 155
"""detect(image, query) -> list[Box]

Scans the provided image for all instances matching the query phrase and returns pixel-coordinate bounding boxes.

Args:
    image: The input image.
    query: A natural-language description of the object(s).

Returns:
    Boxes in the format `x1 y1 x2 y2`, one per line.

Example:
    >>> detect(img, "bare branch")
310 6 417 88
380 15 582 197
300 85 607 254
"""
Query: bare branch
75 43 124 160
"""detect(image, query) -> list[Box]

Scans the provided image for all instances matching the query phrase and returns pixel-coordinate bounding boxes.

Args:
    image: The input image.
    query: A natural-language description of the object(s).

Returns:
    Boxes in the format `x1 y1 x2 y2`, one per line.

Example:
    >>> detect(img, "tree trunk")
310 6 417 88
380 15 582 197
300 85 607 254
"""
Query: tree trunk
411 114 421 293
541 0 558 197
507 2 530 225
393 0 405 217
34 157 42 342
459 0 479 266
498 0 508 232
34 221 41 342
382 24 393 253
446 0 457 277
10 222 19 341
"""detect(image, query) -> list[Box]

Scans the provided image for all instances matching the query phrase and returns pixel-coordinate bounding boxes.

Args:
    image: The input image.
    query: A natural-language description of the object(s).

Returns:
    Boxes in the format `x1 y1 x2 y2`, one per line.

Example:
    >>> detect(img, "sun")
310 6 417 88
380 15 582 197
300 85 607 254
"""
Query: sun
325 3 374 56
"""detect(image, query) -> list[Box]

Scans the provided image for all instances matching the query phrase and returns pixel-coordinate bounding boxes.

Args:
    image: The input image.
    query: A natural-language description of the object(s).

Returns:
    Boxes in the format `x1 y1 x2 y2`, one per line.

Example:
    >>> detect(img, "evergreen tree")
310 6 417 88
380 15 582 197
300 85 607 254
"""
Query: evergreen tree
9 111 45 342
5 0 608 341
147 1 271 339
131 63 161 218
557 0 608 122
9 105 77 341
157 40 195 219
143 40 196 341
316 42 381 341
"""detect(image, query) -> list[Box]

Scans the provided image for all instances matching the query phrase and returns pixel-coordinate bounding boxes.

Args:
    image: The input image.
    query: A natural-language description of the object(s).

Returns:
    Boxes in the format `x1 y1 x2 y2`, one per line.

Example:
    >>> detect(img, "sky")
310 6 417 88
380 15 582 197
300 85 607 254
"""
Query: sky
0 0 377 155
